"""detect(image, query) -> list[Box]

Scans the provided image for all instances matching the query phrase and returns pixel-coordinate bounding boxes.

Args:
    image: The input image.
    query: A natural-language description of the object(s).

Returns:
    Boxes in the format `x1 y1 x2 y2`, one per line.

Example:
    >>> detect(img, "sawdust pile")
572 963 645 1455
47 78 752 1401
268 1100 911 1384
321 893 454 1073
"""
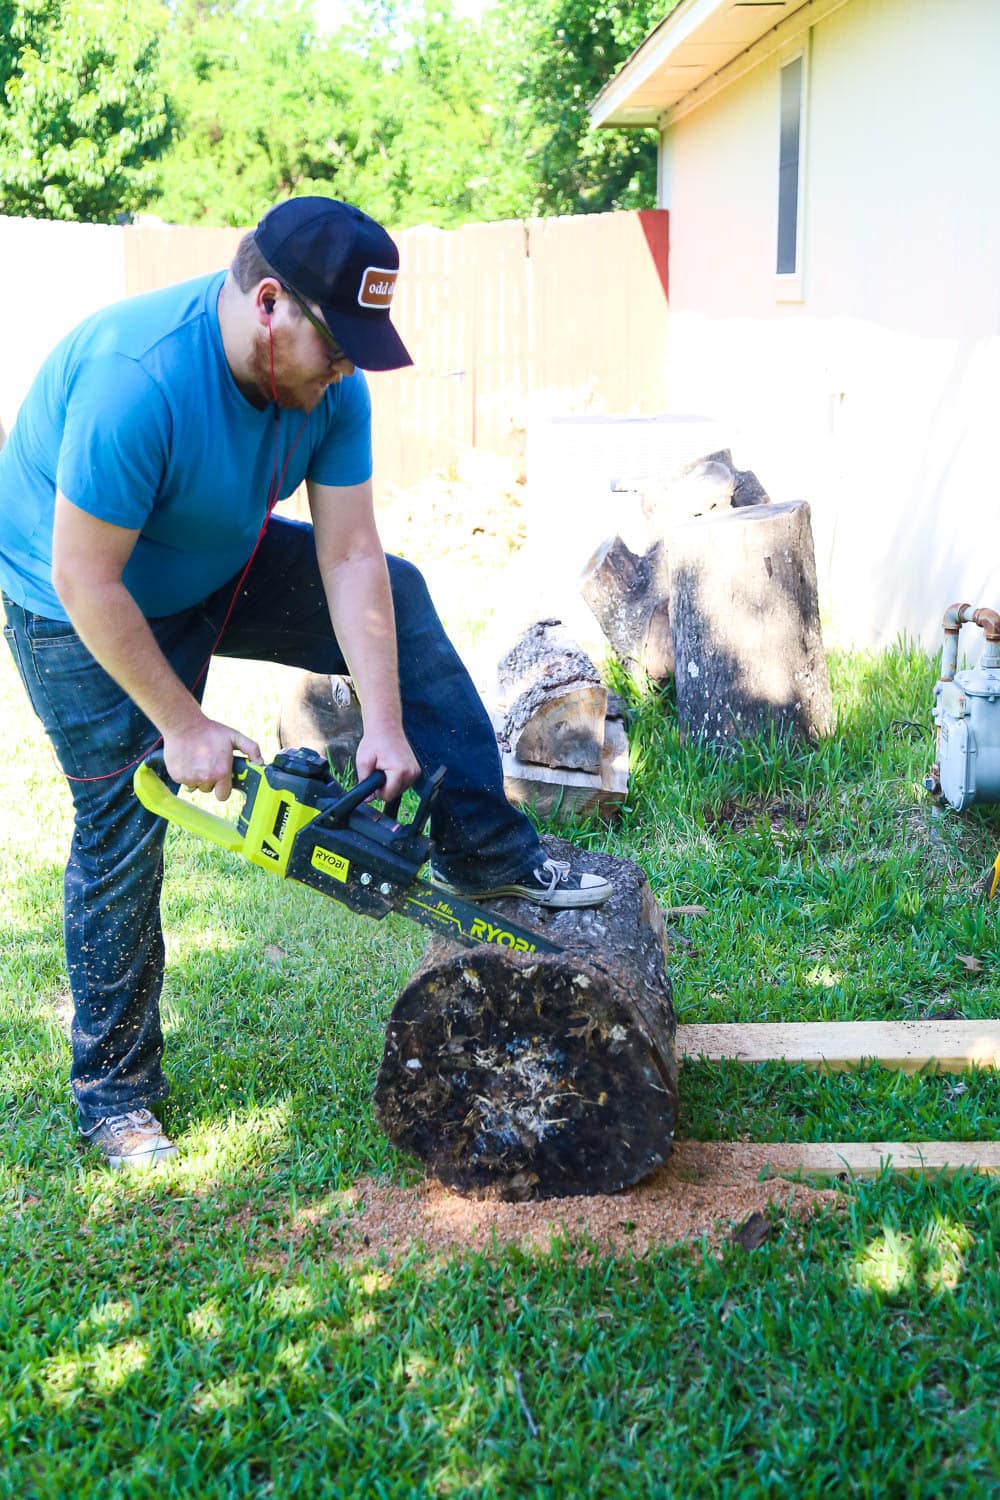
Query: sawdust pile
283 1143 843 1267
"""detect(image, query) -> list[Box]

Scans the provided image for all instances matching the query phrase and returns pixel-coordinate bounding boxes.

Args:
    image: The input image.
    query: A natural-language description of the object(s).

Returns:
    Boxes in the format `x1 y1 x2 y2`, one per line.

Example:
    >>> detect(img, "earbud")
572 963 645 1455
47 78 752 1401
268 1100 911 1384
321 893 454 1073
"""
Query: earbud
263 296 276 316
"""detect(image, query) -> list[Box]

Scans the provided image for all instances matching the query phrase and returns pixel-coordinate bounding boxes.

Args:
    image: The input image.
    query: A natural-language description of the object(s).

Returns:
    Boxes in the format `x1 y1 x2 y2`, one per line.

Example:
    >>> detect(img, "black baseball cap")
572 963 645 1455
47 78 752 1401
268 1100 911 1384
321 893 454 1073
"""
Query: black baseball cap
253 197 413 372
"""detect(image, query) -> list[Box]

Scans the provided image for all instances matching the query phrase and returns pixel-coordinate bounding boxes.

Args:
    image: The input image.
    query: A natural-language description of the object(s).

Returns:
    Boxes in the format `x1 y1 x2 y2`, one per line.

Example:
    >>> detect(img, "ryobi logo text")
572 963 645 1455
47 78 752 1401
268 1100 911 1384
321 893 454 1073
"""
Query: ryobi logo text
469 917 536 953
310 847 349 883
358 266 397 309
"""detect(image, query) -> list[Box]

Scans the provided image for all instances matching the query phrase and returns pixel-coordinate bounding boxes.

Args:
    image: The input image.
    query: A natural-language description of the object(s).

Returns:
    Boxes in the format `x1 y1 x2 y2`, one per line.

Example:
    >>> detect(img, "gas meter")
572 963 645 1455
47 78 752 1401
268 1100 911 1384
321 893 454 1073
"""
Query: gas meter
926 603 1000 812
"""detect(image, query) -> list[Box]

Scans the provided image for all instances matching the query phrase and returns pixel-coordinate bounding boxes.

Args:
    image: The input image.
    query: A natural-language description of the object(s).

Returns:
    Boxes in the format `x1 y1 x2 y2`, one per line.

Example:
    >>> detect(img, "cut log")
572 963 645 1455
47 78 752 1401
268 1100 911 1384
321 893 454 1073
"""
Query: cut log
637 450 771 541
689 449 771 510
580 535 673 683
501 714 629 822
278 670 363 772
374 837 678 1200
497 621 608 773
670 500 833 743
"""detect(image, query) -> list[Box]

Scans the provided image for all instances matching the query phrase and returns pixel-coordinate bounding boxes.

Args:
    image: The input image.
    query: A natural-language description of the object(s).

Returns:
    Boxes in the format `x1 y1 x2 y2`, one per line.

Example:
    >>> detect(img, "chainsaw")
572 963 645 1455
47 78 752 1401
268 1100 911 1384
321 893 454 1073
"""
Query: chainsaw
133 747 559 954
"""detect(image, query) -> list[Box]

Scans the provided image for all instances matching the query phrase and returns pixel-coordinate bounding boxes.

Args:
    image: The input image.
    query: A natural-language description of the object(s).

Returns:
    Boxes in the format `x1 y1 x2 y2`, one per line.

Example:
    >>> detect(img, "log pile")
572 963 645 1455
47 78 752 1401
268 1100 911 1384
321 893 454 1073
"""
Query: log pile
494 620 629 822
276 625 629 824
374 836 678 1200
580 450 773 693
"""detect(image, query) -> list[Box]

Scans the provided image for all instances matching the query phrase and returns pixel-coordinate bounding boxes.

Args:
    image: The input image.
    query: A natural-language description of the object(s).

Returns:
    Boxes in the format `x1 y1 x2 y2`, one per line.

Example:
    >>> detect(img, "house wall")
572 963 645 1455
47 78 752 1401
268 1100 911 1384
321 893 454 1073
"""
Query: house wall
660 0 1000 650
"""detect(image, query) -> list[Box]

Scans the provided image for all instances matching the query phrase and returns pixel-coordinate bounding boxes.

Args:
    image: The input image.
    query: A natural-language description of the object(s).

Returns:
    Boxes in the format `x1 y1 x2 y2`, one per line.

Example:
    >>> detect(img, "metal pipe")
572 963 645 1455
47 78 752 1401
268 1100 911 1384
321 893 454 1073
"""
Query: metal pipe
972 607 1000 643
940 602 972 681
940 604 1000 679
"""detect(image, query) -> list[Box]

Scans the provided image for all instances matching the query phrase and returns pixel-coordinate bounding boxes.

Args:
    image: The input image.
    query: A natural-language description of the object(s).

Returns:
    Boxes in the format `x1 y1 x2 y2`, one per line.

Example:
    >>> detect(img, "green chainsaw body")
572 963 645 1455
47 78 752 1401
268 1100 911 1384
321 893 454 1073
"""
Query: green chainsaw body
133 747 559 955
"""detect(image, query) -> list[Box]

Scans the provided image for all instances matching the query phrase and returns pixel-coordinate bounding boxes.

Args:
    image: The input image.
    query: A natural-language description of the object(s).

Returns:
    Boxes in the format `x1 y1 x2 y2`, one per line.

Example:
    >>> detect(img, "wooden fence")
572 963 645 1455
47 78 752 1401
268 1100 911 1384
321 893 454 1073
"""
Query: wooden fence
366 210 670 490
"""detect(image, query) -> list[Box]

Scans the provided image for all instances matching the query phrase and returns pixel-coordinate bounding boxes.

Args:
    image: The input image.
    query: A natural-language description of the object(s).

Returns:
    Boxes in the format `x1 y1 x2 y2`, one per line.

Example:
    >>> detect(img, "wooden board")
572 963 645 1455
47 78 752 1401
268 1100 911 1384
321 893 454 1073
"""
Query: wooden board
677 1020 1000 1074
672 1140 1000 1179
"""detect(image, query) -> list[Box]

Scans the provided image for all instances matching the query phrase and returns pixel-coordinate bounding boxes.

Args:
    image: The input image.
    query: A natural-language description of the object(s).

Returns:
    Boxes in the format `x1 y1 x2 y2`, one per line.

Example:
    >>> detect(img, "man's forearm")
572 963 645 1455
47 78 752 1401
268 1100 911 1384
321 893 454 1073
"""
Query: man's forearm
320 551 404 729
57 576 203 736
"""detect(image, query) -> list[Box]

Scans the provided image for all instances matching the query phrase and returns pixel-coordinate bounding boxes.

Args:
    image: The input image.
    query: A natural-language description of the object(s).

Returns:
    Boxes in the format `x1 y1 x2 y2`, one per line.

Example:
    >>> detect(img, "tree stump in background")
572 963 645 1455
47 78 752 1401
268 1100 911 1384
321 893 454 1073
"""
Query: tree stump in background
670 500 833 744
497 620 608 772
278 671 362 771
580 535 673 684
374 838 678 1201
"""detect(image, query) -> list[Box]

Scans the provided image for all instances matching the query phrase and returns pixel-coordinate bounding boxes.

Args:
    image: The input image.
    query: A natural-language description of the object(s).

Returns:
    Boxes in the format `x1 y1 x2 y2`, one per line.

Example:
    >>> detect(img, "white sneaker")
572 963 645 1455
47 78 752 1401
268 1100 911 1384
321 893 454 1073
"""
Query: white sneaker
81 1109 178 1170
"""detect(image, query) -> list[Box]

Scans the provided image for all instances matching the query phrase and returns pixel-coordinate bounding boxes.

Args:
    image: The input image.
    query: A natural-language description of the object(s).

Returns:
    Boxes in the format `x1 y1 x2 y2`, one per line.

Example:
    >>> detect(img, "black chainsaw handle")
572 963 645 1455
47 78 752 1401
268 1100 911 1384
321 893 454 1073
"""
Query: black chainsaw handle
327 769 387 820
322 765 445 830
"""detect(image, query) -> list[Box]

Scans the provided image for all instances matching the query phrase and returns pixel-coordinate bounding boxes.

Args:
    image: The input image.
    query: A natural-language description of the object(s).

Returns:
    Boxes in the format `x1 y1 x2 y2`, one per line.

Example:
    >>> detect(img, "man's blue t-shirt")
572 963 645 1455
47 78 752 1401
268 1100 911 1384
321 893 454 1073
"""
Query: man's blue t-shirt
0 271 373 619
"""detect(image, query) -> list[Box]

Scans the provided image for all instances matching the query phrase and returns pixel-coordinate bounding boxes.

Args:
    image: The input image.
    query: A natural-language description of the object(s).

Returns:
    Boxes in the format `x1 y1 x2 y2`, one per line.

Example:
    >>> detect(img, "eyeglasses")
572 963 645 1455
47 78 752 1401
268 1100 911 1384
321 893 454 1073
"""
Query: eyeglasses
278 281 350 363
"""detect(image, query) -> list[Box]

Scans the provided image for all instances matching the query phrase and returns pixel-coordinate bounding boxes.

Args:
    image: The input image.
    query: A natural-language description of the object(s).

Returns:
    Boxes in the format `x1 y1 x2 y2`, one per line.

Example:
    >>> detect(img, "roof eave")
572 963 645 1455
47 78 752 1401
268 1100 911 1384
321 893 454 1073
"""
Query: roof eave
590 0 828 131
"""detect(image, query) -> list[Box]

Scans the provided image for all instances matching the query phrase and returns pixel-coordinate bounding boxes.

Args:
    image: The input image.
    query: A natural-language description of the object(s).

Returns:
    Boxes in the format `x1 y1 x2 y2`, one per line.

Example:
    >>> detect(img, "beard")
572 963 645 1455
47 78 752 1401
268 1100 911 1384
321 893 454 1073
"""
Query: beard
246 327 333 414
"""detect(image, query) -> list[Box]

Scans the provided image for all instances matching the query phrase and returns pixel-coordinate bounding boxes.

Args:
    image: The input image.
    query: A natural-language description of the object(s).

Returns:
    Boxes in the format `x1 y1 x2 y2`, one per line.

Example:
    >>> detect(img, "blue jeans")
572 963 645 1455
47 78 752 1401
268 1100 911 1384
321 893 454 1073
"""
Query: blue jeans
2 517 538 1124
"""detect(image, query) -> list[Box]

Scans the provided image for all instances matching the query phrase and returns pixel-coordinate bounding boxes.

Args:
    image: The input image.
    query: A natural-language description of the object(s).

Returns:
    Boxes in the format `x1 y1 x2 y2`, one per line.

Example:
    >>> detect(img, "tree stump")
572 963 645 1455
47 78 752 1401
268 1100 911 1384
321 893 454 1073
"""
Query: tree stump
670 500 833 743
580 535 673 683
497 620 608 773
278 670 362 771
374 837 678 1200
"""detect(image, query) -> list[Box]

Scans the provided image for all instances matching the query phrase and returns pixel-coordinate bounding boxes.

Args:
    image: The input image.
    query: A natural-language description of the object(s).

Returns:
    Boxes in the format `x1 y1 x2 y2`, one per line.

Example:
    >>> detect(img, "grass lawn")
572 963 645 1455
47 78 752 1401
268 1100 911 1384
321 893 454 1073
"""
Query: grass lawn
2 625 999 1498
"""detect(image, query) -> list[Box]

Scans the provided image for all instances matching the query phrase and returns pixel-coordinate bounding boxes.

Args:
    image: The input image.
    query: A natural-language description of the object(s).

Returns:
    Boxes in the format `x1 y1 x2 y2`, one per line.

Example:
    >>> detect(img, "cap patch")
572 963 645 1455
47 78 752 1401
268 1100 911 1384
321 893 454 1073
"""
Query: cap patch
358 266 397 309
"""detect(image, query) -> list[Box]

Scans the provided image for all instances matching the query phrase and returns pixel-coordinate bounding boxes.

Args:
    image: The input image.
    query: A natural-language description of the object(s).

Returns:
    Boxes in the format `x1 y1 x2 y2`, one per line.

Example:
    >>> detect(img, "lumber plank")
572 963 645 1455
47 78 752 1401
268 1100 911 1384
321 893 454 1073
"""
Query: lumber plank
677 1020 1000 1074
670 1140 1000 1179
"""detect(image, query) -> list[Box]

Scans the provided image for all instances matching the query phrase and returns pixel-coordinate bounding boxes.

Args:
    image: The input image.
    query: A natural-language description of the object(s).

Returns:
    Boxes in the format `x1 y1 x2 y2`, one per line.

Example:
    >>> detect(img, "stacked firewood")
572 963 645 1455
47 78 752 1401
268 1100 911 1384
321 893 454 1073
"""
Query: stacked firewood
277 446 832 833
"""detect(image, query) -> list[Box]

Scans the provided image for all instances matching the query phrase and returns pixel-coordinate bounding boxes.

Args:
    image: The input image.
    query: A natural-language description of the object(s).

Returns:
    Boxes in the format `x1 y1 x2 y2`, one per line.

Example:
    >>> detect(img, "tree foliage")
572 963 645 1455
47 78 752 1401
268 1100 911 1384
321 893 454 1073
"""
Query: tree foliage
0 0 666 227
150 0 503 229
0 0 172 221
483 0 670 217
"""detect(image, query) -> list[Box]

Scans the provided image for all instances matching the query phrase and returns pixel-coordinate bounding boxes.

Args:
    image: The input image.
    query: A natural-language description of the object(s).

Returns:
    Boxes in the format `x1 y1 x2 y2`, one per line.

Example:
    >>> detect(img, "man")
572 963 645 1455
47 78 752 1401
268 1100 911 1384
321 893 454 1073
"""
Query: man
0 197 611 1171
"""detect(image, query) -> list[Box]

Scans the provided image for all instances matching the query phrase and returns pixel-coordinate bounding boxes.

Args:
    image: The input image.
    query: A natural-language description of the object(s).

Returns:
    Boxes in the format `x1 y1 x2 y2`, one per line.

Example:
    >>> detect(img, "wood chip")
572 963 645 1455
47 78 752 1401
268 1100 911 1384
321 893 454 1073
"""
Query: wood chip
730 1210 771 1250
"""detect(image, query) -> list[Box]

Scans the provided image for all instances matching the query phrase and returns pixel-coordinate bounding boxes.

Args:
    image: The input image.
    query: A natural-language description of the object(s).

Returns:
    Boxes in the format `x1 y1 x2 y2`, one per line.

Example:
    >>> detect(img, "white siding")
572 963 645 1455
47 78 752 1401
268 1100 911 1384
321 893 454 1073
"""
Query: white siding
662 0 1000 649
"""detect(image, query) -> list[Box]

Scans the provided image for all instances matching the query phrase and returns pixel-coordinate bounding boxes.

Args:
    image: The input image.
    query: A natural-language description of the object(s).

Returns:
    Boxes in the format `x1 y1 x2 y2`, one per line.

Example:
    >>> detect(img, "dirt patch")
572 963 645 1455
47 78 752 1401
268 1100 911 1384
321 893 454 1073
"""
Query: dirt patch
48 992 73 1037
264 1142 842 1268
709 797 817 838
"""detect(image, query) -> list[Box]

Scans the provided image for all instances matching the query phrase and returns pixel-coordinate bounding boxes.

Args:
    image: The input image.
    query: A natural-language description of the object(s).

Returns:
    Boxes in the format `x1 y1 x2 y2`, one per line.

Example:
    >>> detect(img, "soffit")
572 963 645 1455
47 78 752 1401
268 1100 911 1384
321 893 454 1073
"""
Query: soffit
591 0 813 128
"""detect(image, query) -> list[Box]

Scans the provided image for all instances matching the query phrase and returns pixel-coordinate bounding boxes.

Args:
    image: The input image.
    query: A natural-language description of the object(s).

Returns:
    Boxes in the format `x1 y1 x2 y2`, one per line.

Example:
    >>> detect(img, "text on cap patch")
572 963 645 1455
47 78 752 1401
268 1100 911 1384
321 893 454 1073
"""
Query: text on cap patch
358 267 397 309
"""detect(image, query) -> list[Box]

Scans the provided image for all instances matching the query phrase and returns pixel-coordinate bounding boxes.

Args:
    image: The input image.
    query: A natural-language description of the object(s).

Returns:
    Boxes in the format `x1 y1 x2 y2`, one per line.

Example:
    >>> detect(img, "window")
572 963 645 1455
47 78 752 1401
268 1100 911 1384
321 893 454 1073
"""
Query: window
777 56 803 273
775 40 808 300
